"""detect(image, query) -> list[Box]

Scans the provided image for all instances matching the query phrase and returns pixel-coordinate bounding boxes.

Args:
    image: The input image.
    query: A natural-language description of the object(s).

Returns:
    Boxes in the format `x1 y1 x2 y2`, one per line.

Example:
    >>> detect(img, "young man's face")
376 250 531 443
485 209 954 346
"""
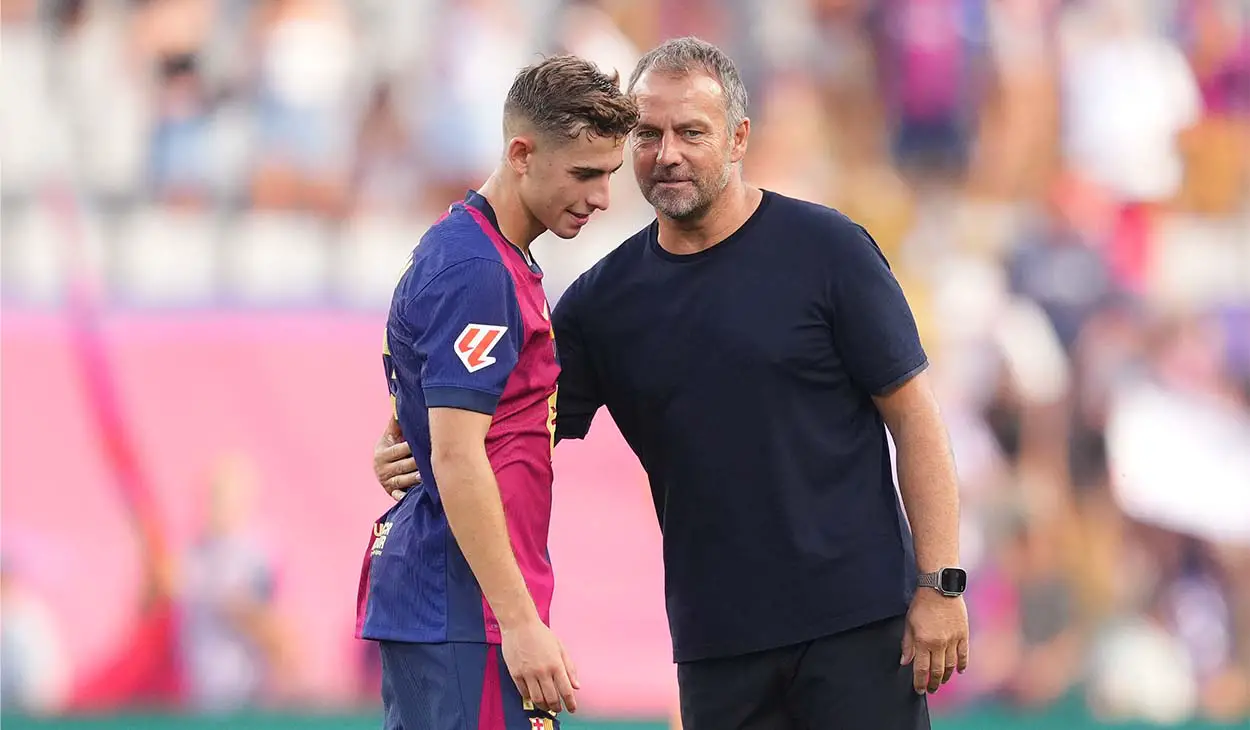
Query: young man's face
519 132 624 240
630 70 746 222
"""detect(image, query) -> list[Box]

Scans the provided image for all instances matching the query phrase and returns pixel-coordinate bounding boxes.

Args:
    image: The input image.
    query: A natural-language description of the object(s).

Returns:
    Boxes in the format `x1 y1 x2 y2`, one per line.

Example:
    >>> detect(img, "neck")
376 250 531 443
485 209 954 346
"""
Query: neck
656 177 762 256
477 169 545 253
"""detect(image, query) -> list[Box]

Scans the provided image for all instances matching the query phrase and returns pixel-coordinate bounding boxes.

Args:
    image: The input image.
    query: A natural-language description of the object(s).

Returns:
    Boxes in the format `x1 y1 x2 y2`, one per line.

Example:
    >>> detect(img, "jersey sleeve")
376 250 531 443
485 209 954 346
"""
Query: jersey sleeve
405 258 524 415
827 223 929 396
551 283 603 441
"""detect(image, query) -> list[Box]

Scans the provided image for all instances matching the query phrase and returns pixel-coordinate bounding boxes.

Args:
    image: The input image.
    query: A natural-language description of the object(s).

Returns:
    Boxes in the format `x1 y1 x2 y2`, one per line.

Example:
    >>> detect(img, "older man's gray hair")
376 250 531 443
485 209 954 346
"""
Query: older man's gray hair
627 36 749 132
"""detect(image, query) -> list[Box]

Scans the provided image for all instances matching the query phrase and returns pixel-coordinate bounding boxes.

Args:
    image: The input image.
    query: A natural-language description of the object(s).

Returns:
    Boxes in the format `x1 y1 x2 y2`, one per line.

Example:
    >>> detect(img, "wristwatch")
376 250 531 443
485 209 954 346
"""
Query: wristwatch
918 567 967 597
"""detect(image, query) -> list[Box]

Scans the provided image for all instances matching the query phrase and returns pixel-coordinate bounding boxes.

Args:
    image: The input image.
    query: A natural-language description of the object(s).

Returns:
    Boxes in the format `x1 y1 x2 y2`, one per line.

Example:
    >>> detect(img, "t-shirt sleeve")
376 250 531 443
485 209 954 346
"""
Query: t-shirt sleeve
551 283 603 442
405 258 524 415
826 222 929 395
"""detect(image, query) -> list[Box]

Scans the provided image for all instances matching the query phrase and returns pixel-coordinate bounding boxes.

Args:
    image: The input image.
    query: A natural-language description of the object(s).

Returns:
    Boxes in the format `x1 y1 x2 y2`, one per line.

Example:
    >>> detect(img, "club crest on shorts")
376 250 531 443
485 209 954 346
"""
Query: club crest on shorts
455 324 507 372
522 700 556 728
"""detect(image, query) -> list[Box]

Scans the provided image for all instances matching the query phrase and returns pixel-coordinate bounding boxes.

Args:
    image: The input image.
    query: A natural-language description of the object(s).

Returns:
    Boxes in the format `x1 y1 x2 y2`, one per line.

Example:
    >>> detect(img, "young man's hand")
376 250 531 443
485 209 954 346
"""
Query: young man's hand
501 618 580 714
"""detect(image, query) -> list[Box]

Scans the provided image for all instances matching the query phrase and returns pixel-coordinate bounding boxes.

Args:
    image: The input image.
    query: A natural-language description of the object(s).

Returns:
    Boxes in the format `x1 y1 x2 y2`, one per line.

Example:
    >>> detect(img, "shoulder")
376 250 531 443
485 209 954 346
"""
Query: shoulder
763 191 865 241
760 191 887 266
556 221 653 314
401 210 512 299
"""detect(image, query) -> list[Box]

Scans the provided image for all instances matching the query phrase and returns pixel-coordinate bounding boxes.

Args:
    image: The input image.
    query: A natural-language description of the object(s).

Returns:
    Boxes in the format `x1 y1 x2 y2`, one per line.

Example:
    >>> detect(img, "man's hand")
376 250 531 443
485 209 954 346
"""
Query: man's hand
374 416 421 500
901 589 969 694
501 619 580 715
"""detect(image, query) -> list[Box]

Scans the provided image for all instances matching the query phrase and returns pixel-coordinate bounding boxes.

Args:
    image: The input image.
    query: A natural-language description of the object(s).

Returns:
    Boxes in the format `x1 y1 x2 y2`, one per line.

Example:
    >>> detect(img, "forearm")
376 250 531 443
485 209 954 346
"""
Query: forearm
433 449 538 630
893 409 962 572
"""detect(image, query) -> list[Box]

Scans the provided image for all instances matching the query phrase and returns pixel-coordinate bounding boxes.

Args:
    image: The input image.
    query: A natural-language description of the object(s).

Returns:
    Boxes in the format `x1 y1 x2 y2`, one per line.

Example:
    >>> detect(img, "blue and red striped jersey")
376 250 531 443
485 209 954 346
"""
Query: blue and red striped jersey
357 191 559 644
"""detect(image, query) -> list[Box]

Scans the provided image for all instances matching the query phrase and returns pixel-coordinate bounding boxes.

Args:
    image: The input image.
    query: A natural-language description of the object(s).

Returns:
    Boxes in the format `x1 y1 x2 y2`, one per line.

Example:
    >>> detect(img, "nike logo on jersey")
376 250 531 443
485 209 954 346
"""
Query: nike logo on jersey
455 324 508 373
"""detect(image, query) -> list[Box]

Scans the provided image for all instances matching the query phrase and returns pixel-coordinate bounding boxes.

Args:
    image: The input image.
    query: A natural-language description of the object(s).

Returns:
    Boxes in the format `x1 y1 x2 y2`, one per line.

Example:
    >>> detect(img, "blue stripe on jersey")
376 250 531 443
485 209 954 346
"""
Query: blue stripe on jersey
362 490 449 642
424 385 501 415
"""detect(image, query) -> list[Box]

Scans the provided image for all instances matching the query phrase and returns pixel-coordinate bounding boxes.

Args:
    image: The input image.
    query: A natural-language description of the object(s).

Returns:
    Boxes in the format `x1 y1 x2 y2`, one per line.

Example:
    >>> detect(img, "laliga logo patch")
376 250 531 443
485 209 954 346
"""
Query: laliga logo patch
455 324 508 372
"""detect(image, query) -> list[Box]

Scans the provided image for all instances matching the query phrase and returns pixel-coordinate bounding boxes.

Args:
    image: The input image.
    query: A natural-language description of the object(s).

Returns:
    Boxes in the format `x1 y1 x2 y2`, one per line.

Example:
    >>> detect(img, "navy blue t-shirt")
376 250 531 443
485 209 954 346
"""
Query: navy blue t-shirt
552 190 925 663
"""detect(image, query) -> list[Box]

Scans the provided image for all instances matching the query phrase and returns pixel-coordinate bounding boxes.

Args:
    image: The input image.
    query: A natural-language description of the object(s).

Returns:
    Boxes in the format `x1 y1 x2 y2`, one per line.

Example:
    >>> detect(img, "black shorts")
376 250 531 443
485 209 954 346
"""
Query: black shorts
677 615 930 730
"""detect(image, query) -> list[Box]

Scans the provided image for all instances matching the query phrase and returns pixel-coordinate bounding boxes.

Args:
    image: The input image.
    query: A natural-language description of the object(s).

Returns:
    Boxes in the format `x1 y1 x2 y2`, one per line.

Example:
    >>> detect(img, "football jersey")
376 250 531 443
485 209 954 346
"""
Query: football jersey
357 191 559 644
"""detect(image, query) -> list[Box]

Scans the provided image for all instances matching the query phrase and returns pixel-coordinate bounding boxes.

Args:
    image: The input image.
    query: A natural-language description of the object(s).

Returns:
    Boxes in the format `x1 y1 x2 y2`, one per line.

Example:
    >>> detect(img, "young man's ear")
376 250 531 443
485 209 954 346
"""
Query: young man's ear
506 136 536 175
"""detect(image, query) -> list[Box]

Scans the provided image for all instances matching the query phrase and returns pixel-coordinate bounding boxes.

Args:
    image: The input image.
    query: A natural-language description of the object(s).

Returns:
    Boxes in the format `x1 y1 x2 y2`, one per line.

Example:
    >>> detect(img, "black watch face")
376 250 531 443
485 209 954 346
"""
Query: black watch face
940 568 967 594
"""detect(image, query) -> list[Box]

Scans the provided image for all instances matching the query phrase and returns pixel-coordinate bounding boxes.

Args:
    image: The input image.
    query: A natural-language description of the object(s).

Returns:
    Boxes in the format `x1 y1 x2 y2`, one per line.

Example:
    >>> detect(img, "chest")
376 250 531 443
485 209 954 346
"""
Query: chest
508 272 559 391
587 253 841 404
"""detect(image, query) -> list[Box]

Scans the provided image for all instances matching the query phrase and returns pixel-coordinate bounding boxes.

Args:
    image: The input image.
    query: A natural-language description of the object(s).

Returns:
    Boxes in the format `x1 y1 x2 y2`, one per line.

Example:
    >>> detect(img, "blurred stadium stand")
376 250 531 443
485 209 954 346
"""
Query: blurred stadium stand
2 0 1249 727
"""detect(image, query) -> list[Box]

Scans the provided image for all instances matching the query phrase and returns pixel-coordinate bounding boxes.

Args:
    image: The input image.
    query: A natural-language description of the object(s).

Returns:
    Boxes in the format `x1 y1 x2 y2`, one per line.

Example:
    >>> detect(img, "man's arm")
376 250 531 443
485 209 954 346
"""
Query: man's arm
428 406 539 631
551 284 603 443
874 371 969 695
373 283 602 497
873 370 960 577
427 405 578 713
823 220 969 695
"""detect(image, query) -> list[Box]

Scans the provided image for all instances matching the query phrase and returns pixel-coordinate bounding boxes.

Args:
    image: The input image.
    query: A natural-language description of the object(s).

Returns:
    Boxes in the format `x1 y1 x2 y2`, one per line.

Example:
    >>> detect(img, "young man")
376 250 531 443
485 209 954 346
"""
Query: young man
357 56 638 730
376 38 969 729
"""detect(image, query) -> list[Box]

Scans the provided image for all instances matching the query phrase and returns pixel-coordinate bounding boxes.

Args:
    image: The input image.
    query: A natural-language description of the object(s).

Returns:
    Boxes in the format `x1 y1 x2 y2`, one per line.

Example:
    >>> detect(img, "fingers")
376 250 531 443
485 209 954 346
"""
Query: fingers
382 471 421 499
378 456 418 482
927 649 944 693
900 620 915 666
561 644 581 691
556 646 578 712
519 676 544 713
957 636 969 675
377 440 412 464
911 647 930 694
536 674 562 714
391 469 422 489
518 667 577 715
943 642 959 685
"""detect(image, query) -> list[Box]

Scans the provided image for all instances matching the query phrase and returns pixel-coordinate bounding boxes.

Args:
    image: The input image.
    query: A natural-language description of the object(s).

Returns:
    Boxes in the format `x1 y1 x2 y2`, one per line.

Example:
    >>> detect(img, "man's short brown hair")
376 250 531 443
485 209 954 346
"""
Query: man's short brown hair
504 55 639 142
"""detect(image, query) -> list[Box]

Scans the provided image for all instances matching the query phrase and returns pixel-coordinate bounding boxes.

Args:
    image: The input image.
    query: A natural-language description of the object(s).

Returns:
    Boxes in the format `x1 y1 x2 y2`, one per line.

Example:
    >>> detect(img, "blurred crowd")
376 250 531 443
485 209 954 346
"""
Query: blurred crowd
3 0 1250 724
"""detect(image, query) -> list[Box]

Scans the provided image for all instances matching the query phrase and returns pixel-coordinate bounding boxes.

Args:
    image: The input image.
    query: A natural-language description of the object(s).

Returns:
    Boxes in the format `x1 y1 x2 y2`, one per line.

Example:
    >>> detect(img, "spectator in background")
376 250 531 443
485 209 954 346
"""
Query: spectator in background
53 0 149 199
1058 0 1202 293
975 0 1061 199
1171 0 1250 216
870 0 991 188
350 81 417 216
0 555 69 716
179 454 290 713
147 52 215 207
1008 171 1119 354
553 0 642 87
416 0 532 206
247 0 356 217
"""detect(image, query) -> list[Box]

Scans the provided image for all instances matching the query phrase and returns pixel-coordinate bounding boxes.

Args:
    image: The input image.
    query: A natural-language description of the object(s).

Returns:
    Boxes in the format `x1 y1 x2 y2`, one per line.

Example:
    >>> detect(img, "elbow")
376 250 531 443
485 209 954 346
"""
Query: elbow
429 441 484 483
429 447 458 481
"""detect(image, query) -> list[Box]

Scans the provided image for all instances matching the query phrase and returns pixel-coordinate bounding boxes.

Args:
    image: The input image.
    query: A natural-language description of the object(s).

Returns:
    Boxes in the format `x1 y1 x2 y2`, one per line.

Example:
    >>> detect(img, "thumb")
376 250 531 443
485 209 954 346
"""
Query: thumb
900 619 915 666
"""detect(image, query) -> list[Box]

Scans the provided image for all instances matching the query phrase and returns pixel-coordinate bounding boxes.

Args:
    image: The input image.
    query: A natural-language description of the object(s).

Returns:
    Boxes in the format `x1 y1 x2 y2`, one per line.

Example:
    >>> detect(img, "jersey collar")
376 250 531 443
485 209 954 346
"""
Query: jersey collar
463 190 541 273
